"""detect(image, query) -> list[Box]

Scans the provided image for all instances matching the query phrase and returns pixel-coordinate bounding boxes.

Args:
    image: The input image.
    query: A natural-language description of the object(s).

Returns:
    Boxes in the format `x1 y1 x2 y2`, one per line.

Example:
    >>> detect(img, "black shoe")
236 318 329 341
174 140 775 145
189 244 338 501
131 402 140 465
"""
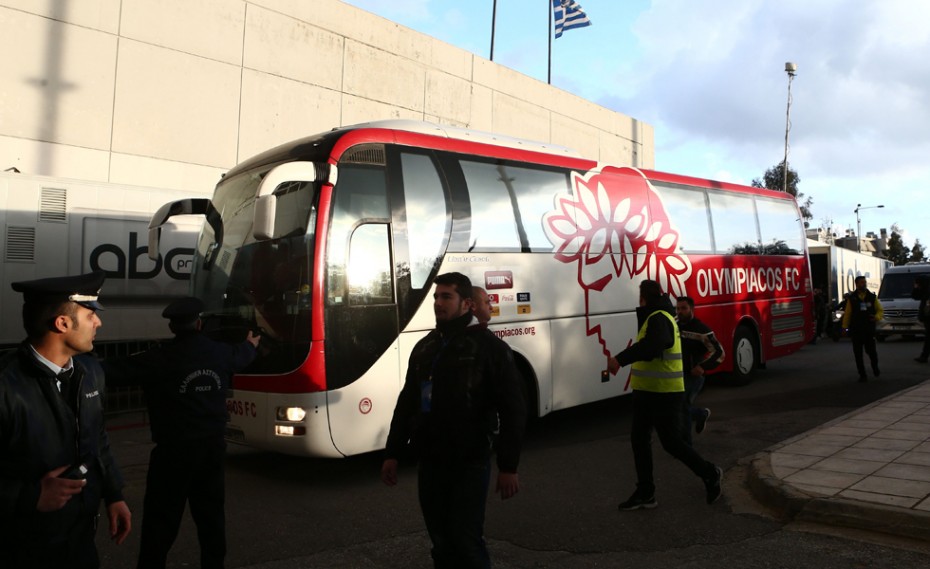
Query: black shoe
916 357 928 363
705 466 723 505
695 408 711 435
618 493 658 511
858 375 868 383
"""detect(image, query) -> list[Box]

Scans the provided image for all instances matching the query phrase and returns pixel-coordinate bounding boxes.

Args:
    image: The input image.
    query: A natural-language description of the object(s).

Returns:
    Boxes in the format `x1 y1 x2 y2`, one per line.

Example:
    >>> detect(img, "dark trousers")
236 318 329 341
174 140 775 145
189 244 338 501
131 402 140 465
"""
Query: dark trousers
7 513 99 569
920 322 930 358
417 459 491 569
850 332 879 376
138 439 226 569
631 390 716 497
681 374 706 446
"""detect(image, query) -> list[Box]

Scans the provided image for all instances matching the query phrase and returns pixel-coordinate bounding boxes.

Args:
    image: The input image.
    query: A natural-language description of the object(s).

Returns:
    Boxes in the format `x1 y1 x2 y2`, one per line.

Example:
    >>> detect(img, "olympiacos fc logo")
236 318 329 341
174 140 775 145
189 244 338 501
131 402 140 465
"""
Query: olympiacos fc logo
542 166 692 367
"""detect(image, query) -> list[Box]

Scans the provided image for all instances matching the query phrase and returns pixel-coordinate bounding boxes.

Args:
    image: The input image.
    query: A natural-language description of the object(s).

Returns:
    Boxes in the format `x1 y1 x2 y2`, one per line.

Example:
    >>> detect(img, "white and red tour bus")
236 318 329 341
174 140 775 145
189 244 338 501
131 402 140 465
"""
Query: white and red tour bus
148 120 813 457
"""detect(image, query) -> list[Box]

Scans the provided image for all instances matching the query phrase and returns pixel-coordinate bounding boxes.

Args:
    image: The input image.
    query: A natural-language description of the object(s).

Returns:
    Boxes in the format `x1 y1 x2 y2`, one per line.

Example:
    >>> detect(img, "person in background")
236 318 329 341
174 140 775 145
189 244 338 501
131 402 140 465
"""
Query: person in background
841 275 883 382
608 280 722 511
912 275 930 363
0 271 131 568
104 297 259 569
675 296 725 445
381 273 525 568
811 286 827 344
471 286 493 325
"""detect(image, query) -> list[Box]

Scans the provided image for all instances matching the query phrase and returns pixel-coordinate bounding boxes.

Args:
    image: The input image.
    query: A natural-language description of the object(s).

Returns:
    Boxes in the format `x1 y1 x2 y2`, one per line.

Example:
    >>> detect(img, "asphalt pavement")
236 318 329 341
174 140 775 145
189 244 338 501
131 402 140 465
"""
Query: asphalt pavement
100 340 930 568
746 377 930 541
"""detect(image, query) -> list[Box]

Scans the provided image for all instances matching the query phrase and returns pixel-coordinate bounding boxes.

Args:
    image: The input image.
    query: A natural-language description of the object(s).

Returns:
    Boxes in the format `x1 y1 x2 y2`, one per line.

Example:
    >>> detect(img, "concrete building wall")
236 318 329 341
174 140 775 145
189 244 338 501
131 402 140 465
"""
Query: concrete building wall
0 0 653 195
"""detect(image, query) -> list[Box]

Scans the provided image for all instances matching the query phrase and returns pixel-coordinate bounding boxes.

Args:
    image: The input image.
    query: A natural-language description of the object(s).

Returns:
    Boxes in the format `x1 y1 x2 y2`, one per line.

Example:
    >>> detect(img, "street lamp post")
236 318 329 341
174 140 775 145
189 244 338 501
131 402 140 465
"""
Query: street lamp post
854 203 884 253
783 62 797 193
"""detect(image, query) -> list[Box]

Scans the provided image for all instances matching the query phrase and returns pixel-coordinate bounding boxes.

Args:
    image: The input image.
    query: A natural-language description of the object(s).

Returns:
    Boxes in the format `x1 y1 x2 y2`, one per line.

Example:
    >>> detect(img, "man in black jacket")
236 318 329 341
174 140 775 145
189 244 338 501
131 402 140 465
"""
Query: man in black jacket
0 271 131 568
675 296 725 445
104 297 259 569
381 272 525 569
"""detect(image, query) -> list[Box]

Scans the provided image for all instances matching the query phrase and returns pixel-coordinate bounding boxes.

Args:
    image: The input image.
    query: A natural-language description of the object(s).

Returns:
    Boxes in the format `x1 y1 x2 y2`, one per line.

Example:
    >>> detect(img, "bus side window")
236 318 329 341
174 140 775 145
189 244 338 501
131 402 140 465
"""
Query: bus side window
708 191 761 254
458 160 569 252
651 182 714 254
347 223 393 305
328 165 390 305
400 153 448 289
756 197 804 255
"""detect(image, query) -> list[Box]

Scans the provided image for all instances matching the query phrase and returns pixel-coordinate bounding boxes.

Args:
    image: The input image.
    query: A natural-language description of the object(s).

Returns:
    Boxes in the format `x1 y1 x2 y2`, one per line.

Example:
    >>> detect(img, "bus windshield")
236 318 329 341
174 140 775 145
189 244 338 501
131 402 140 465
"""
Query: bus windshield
192 165 318 374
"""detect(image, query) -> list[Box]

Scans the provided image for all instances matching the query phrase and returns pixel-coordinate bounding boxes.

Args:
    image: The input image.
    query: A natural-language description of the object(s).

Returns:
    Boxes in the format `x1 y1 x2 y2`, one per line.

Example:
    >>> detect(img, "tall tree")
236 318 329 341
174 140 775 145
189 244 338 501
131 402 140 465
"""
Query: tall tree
886 228 911 266
751 160 812 220
909 239 926 263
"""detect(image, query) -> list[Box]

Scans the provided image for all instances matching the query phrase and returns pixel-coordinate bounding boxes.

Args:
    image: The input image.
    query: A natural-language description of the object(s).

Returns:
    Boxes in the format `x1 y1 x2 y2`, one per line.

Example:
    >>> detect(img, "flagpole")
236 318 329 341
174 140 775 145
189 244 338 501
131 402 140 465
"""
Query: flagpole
490 0 497 61
547 1 553 84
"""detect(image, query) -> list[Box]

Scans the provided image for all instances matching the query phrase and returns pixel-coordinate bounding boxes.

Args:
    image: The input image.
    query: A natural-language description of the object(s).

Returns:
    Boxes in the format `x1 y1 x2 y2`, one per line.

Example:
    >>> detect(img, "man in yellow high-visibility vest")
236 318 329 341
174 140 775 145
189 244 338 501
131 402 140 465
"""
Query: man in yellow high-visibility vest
608 279 723 510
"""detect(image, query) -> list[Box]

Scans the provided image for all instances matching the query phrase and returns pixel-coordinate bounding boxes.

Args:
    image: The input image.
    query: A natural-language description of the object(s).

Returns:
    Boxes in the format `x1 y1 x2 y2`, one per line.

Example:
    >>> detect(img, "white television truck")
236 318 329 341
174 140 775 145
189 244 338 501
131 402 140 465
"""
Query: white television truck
0 171 202 409
807 239 892 340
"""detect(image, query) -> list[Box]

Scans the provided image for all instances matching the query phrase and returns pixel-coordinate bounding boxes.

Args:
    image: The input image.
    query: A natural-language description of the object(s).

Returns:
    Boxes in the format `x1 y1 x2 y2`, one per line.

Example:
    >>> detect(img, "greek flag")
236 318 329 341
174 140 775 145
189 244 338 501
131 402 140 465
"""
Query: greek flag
552 0 591 38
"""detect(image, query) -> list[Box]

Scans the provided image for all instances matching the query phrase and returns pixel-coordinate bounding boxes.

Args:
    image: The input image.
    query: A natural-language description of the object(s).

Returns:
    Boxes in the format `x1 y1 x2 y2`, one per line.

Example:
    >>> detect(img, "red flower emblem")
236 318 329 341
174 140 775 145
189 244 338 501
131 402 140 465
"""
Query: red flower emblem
543 166 693 361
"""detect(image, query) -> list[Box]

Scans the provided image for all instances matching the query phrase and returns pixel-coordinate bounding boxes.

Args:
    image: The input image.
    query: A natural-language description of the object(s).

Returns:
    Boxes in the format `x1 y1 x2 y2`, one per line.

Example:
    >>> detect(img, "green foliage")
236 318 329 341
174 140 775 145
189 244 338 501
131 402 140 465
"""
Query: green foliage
886 230 911 266
909 239 926 263
751 160 812 220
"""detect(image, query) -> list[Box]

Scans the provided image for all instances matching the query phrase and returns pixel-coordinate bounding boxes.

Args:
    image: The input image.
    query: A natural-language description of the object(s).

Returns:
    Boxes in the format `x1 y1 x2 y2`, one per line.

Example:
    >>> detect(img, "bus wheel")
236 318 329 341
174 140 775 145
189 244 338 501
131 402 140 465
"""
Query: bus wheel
731 326 757 385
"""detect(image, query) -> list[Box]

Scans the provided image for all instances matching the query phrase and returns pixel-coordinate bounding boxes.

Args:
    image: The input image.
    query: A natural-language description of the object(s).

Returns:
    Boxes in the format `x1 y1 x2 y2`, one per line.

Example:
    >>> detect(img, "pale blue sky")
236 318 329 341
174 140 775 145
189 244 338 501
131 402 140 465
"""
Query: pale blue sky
343 0 930 247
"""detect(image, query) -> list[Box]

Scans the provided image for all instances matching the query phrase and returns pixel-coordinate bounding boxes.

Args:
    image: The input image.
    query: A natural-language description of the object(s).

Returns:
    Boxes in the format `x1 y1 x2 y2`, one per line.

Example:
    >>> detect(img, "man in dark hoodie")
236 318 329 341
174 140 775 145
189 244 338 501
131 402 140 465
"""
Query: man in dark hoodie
608 280 722 511
381 272 525 569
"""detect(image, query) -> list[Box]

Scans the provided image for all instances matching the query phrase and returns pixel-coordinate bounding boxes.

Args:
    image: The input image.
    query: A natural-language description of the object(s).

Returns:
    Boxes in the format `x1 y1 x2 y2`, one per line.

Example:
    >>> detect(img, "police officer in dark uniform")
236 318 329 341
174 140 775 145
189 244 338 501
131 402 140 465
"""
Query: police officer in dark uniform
104 297 259 569
0 271 132 569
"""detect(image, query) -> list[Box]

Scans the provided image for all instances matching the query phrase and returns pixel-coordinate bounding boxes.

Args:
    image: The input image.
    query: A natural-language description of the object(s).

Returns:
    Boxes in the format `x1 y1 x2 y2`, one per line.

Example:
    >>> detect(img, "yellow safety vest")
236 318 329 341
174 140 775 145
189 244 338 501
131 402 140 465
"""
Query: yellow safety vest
630 310 684 393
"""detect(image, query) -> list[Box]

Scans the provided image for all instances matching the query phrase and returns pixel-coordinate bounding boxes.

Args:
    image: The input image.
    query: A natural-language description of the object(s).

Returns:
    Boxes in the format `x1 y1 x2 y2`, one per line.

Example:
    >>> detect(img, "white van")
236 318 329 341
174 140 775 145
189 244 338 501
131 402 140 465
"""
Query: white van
875 263 930 341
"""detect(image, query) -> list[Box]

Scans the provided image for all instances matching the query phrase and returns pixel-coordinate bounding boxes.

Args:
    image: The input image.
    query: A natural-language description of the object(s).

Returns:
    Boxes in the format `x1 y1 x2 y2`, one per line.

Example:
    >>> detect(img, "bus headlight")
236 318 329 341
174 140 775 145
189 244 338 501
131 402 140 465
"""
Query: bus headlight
276 407 307 422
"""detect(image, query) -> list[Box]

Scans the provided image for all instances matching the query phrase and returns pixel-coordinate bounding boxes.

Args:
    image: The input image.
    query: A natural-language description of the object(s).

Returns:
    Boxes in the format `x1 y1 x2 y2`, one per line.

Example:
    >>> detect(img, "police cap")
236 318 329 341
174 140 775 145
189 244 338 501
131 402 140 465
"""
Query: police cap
162 297 204 324
11 271 106 311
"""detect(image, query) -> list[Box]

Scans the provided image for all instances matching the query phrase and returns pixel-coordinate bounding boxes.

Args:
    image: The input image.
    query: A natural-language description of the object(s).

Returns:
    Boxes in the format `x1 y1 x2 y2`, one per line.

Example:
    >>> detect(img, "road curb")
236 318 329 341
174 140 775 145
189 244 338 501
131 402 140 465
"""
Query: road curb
747 451 930 542
746 452 814 520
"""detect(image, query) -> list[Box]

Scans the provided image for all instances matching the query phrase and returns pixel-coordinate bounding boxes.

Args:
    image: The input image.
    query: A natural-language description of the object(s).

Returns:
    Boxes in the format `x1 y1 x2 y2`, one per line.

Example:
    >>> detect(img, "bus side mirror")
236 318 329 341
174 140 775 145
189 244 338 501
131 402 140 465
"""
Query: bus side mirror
148 198 212 260
253 195 276 241
147 227 162 261
251 161 319 241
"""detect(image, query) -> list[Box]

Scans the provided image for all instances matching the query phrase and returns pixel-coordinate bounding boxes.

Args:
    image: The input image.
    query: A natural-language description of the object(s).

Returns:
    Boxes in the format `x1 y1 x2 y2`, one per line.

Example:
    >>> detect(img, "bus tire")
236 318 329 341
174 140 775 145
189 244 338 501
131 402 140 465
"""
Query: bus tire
731 325 758 385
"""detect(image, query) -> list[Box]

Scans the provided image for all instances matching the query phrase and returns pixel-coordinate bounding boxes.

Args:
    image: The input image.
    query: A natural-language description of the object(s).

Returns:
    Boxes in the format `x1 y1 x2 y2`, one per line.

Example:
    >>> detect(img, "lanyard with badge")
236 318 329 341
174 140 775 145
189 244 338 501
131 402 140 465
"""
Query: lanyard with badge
421 336 451 413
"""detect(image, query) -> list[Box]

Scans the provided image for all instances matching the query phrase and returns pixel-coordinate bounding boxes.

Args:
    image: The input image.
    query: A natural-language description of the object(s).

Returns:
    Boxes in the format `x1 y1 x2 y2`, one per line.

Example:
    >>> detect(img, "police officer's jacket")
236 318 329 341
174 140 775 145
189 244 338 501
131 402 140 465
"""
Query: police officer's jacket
615 297 685 393
384 311 526 472
105 332 256 444
0 344 125 556
841 289 883 335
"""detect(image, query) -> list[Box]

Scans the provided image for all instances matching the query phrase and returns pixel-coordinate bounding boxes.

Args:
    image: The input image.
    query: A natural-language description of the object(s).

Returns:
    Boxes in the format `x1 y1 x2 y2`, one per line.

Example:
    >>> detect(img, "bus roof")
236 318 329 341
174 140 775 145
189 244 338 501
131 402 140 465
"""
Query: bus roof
343 120 582 158
224 120 582 181
224 120 796 206
640 169 798 201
